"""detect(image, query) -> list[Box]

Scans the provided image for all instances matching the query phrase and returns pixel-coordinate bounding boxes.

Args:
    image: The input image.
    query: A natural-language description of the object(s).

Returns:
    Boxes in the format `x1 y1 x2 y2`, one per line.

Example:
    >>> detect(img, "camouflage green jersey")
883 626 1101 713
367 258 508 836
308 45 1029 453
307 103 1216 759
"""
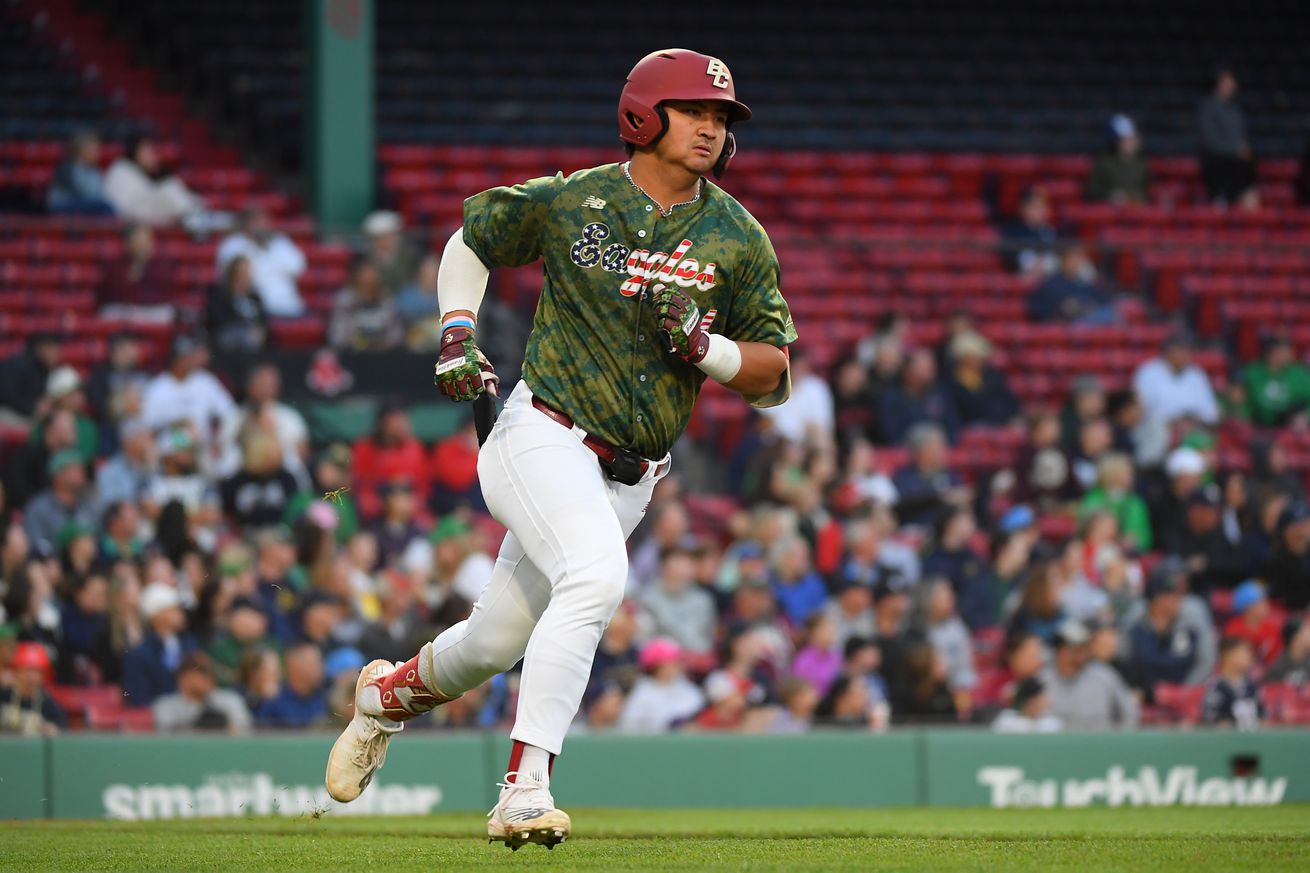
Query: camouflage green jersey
462 162 798 459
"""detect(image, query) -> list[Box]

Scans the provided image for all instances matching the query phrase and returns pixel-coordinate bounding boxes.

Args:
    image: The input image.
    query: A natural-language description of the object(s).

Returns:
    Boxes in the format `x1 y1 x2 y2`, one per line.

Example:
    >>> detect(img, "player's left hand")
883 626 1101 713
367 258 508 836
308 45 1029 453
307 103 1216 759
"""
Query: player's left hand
651 283 709 364
434 326 499 402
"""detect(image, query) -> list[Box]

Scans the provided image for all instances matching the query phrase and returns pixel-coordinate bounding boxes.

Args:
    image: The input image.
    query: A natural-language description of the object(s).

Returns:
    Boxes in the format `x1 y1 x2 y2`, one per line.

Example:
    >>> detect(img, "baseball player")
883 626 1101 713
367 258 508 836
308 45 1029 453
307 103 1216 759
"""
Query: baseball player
326 47 797 849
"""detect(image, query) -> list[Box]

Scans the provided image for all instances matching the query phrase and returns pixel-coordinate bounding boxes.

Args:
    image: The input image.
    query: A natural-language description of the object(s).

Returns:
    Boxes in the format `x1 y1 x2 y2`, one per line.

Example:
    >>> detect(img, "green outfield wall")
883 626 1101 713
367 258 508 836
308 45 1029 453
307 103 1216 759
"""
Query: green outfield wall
1 730 1307 819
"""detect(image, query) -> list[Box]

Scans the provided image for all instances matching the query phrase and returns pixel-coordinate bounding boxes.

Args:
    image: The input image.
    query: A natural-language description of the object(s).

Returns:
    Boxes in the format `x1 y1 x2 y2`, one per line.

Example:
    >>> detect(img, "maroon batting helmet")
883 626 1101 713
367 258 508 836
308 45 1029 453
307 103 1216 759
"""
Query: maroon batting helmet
617 48 751 178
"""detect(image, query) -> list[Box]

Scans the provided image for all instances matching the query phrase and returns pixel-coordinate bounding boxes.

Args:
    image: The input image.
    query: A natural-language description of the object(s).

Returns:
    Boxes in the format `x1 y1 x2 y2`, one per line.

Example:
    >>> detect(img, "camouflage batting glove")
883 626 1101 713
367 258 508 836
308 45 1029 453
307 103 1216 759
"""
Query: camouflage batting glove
651 283 709 364
434 327 498 402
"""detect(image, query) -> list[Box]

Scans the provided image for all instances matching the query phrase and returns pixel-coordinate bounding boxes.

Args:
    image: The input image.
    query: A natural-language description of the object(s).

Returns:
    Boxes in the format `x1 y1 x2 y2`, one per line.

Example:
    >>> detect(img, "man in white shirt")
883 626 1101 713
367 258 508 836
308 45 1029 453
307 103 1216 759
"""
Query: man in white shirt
1132 333 1219 465
216 206 307 317
141 334 241 477
239 363 310 489
758 348 833 446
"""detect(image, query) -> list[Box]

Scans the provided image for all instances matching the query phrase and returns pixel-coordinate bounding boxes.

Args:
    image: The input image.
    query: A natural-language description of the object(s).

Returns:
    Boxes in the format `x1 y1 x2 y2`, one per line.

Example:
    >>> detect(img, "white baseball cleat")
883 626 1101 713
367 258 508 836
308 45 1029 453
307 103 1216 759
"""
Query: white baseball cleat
325 659 404 803
487 772 571 851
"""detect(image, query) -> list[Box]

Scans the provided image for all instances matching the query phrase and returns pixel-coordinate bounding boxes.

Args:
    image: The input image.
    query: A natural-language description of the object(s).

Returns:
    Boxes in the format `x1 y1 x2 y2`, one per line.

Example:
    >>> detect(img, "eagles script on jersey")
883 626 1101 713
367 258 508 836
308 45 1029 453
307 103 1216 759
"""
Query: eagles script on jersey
462 163 799 460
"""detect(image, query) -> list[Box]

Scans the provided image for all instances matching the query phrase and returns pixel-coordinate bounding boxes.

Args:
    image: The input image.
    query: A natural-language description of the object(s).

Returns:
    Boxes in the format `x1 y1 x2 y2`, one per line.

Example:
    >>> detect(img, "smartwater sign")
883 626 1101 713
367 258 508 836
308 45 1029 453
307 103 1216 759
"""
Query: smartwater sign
48 734 490 819
924 730 1310 808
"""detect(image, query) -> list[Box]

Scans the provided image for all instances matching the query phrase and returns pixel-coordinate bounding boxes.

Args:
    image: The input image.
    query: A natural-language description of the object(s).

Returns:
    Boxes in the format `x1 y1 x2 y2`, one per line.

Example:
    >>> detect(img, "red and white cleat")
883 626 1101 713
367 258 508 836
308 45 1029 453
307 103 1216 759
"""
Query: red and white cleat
487 772 571 851
325 659 404 803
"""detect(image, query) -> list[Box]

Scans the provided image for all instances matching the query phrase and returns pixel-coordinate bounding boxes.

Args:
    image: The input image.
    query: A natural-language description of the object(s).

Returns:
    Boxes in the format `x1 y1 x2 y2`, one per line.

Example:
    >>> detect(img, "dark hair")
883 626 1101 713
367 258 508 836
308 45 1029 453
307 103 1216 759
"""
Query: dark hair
843 635 878 661
1219 634 1251 657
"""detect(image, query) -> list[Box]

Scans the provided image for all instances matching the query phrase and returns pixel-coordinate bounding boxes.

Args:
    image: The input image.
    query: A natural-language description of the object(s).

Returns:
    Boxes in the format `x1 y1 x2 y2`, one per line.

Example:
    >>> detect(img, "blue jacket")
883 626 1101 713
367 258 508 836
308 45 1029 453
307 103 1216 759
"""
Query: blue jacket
255 686 327 728
771 571 831 627
122 631 197 705
922 548 999 630
1127 619 1199 685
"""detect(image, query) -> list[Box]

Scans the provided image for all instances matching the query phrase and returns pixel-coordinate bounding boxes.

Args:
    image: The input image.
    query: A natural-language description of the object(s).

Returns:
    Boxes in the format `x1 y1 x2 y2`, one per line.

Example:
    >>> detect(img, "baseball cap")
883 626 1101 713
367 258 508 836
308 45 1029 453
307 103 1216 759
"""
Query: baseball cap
178 651 214 677
140 582 182 619
1231 580 1267 614
704 670 740 704
1165 447 1206 478
228 596 264 616
156 426 196 456
363 210 403 236
1053 619 1090 648
999 504 1036 535
1146 556 1189 598
56 519 93 552
1185 485 1220 509
637 637 683 671
45 365 82 399
12 642 52 673
319 442 352 469
429 515 471 544
948 331 992 361
46 448 82 476
1012 676 1046 709
1110 113 1137 139
1277 501 1310 534
325 647 367 678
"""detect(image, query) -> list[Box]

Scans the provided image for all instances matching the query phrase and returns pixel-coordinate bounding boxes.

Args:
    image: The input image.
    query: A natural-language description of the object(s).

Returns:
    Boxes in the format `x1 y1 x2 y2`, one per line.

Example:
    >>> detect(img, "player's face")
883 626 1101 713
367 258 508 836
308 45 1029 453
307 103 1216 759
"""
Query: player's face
658 100 729 175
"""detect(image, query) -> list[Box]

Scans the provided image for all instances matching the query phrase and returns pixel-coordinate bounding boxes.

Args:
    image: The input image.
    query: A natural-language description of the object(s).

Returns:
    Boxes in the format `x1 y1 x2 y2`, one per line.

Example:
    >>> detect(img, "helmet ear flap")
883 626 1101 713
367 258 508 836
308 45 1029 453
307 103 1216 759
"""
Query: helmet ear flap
712 131 736 179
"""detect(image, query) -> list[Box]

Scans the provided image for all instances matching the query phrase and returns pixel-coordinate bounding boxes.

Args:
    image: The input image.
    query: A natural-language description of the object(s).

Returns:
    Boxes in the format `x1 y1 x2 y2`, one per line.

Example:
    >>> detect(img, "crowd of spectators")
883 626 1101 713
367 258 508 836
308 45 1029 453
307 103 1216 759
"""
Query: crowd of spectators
1 70 1308 738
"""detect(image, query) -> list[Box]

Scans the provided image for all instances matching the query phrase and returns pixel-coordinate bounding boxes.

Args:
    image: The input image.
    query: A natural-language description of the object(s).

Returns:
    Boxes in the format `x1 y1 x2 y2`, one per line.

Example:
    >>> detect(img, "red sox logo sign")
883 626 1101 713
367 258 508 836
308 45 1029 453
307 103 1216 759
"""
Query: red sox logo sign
570 222 717 298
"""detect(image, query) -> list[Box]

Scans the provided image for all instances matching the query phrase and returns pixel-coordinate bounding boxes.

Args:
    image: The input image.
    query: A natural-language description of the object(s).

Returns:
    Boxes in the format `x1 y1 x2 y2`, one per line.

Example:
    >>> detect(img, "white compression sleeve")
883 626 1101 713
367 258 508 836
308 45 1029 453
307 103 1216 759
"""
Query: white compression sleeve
437 227 491 321
694 333 743 383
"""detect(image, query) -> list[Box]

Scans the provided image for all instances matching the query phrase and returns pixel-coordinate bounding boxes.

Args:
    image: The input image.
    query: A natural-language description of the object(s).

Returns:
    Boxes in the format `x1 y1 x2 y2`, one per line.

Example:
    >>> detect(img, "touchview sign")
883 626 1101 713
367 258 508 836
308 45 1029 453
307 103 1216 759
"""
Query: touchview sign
978 765 1288 809
101 772 442 820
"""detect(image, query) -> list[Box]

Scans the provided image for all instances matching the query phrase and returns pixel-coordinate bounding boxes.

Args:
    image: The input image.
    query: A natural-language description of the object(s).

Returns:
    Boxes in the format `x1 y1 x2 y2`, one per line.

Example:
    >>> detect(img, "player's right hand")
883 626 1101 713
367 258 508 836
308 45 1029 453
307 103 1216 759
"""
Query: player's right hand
434 326 498 402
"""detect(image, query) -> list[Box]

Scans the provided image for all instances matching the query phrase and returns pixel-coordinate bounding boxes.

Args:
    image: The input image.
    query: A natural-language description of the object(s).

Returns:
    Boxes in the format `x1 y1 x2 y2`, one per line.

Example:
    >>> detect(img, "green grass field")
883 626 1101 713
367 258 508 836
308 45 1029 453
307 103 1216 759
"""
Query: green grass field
2 806 1308 872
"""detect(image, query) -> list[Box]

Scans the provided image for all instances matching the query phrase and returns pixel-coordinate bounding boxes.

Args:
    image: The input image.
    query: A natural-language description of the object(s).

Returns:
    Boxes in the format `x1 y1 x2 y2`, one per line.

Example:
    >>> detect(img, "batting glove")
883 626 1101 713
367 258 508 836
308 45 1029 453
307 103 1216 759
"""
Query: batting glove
434 326 498 402
652 283 709 364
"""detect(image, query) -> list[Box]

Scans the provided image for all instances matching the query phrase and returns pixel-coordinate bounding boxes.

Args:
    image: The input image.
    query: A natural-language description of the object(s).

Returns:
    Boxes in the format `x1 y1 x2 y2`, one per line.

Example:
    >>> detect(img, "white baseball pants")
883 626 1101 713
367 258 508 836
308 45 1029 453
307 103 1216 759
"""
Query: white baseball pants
420 380 668 754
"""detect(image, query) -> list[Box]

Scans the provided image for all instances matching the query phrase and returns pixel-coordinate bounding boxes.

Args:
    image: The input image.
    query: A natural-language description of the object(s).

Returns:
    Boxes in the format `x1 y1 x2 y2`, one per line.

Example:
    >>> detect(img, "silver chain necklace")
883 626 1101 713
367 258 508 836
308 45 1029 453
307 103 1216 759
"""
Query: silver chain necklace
621 161 703 217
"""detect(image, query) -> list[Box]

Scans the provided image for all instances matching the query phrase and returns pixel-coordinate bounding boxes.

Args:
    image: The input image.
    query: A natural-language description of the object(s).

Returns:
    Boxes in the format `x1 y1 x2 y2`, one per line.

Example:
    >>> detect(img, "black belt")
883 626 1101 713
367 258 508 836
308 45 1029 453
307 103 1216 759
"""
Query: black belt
531 396 669 485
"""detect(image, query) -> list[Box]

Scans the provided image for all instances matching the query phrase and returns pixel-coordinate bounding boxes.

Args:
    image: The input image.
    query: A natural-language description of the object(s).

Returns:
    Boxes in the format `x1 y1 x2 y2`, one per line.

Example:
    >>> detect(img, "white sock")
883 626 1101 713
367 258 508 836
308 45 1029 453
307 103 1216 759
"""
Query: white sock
518 744 551 787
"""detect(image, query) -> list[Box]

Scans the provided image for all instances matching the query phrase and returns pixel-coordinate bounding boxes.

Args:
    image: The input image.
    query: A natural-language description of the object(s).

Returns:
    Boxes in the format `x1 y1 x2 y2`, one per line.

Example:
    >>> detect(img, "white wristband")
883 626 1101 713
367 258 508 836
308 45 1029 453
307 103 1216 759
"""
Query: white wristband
694 333 742 383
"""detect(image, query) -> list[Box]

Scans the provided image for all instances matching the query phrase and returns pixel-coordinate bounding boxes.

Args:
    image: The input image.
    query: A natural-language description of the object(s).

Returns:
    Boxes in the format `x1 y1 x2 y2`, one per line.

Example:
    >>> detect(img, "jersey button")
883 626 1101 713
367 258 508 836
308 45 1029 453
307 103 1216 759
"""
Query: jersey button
639 375 647 382
645 205 653 212
638 334 645 341
636 414 643 422
637 230 646 238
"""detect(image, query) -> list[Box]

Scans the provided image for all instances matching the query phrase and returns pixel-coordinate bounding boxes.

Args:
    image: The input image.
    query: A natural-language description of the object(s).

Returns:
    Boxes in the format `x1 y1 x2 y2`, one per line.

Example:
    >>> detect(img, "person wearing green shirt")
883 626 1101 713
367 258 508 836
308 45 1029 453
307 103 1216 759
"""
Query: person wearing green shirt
1242 336 1310 427
1079 452 1153 551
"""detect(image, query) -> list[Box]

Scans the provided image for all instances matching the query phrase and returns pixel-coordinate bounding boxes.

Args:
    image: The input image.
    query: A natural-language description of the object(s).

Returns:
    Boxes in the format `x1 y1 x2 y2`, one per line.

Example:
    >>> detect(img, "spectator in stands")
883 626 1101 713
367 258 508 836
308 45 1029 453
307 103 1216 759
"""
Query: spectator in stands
824 579 875 652
1263 502 1310 611
144 427 221 549
104 136 208 228
1002 185 1060 276
943 331 1019 429
1242 335 1310 427
1042 619 1139 729
893 641 958 724
37 366 98 463
769 535 828 627
206 255 268 355
878 348 960 446
1006 555 1070 645
122 582 197 705
1162 486 1247 594
46 129 114 215
396 253 441 344
841 636 890 713
219 427 300 533
815 673 875 728
207 597 276 687
872 579 915 698
368 480 423 570
639 542 717 656
22 450 95 558
98 224 176 323
141 333 240 475
1060 374 1107 453
891 423 970 528
1087 114 1150 205
791 612 843 697
992 631 1046 706
255 641 327 728
0 642 66 735
1198 68 1259 208
1202 636 1264 729
1027 244 1117 325
239 364 309 487
85 334 149 432
1124 563 1202 688
993 677 1062 733
832 510 920 592
406 515 494 608
152 651 253 733
590 603 639 693
767 676 820 733
629 502 690 590
357 571 426 665
1079 453 1153 551
920 577 978 707
0 333 61 425
352 404 428 514
1267 617 1310 686
923 509 997 631
699 630 770 730
330 256 402 352
56 572 110 684
758 348 833 448
284 443 359 543
830 358 879 453
363 210 419 296
99 500 144 565
427 421 485 514
216 205 306 318
574 681 625 735
618 638 703 733
1132 333 1219 465
1223 580 1284 668
1007 413 1075 512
